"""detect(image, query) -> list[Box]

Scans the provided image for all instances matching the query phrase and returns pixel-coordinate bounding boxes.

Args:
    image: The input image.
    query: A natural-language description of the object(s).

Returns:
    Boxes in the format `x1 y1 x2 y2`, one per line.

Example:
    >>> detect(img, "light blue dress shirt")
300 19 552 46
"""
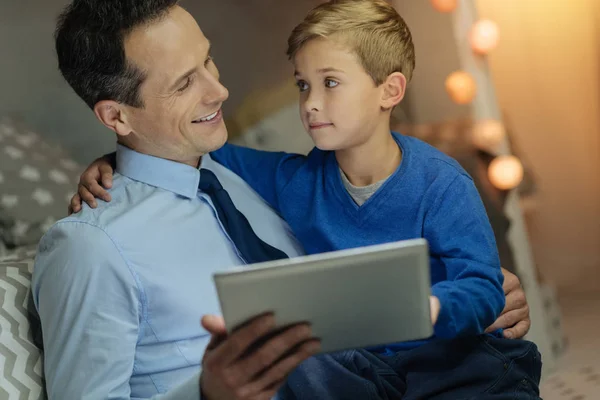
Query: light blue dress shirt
32 144 304 400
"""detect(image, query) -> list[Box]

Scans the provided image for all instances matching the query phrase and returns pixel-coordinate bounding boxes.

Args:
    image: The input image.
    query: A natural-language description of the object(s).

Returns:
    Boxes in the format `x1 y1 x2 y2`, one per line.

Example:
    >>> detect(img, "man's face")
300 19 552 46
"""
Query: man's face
122 6 229 165
293 37 385 151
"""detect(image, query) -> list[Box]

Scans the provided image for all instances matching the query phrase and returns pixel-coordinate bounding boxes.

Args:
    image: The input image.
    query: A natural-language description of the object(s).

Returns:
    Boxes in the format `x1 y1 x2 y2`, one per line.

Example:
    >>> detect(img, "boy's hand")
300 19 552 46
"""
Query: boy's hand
68 155 115 214
485 268 531 339
200 314 320 400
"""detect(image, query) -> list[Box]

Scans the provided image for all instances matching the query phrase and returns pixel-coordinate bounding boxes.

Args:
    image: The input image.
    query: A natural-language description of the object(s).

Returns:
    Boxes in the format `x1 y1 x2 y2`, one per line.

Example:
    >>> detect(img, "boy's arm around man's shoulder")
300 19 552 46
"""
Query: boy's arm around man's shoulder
423 171 506 339
211 143 308 213
32 220 203 399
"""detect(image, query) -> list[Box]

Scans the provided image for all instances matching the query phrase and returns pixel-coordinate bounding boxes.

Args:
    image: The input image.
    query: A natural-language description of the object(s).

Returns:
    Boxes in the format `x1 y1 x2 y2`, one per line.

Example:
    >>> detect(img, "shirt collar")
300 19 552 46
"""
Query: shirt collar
116 144 201 199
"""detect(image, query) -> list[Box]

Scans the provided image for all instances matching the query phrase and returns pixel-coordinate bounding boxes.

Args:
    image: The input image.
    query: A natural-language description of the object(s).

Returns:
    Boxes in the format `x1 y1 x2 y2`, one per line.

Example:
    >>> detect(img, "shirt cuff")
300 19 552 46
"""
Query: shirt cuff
431 285 458 339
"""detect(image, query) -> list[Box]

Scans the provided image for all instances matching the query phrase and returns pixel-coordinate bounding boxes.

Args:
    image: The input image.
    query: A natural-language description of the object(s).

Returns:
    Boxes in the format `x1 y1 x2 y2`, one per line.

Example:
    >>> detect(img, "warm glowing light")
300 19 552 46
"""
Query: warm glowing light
470 19 500 55
472 119 506 152
445 71 477 104
430 0 458 13
488 155 524 190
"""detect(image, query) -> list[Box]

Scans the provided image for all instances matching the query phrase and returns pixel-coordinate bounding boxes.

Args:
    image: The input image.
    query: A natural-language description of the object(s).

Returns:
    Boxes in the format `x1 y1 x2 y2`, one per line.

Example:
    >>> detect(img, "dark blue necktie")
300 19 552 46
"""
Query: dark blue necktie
199 168 289 264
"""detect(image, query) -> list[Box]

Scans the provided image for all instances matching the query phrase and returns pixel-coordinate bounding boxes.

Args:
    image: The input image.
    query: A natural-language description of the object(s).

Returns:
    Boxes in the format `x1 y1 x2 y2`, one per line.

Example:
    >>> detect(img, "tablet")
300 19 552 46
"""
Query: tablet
213 238 433 353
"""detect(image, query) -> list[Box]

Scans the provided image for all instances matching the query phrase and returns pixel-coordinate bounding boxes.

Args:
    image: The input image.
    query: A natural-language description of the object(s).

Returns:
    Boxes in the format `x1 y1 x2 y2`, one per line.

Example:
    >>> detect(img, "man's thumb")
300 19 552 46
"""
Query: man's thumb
201 314 227 335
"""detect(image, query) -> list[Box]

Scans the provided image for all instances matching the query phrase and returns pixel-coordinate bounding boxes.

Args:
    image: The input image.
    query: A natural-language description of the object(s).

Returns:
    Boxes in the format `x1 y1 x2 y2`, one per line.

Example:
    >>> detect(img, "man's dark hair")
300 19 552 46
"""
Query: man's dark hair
55 0 179 109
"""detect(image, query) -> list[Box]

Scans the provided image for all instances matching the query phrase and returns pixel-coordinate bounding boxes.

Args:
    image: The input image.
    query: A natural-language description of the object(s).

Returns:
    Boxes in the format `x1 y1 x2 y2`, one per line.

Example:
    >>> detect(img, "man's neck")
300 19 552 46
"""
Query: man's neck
335 125 401 187
117 138 201 168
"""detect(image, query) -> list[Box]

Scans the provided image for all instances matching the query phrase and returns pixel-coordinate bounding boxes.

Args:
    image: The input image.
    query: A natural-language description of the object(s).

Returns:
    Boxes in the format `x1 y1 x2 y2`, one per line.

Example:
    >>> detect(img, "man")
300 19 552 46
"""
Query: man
33 1 531 399
34 1 318 399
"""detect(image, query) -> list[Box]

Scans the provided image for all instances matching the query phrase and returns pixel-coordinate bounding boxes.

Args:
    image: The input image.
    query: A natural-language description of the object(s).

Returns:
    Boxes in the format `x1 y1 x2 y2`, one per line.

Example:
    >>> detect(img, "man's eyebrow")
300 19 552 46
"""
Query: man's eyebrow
167 42 212 92
168 67 198 92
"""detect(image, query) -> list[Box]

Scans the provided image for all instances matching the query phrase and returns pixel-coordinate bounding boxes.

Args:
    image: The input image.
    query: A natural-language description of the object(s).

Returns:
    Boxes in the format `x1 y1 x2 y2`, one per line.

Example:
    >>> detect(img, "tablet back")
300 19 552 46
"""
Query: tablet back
213 238 433 353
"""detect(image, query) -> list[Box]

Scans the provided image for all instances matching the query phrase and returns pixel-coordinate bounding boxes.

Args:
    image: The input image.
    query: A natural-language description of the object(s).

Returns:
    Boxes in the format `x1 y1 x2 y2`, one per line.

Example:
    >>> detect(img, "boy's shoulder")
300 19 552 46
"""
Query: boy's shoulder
396 132 471 181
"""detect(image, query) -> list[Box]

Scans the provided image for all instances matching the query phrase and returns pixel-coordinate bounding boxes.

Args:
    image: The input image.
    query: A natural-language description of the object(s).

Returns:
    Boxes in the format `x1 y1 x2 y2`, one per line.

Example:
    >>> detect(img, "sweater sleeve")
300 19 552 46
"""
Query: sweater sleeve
210 143 307 213
424 173 505 339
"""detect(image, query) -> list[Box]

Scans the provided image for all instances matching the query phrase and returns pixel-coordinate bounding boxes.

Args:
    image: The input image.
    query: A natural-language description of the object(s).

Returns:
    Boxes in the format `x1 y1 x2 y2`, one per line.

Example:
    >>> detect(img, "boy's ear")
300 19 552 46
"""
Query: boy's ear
381 72 407 110
94 101 133 138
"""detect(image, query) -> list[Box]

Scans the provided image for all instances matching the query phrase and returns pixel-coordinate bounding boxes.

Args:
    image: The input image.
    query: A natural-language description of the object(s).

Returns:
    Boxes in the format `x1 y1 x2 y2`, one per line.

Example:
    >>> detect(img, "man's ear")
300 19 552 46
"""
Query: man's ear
94 101 133 138
381 72 407 110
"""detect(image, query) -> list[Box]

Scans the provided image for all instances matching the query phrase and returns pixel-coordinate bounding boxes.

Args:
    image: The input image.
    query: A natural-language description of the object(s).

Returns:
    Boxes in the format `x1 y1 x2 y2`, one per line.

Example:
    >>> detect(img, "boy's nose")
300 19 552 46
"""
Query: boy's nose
303 91 322 113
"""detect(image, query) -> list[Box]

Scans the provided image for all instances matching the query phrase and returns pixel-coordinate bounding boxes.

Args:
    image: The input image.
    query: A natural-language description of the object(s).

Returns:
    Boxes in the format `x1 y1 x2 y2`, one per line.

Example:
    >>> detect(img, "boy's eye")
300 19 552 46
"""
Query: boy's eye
204 55 213 67
296 80 309 92
325 79 339 88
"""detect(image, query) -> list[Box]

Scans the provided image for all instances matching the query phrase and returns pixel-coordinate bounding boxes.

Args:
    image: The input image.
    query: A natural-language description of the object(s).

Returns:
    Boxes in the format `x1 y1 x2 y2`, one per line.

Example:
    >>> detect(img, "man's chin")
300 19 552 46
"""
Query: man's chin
199 122 229 154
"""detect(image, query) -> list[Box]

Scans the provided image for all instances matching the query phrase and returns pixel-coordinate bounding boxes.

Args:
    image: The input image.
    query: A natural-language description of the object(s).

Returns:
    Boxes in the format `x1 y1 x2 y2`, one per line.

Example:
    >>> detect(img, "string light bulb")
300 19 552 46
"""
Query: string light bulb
472 120 506 153
488 155 524 190
445 71 477 104
430 0 458 13
470 19 500 54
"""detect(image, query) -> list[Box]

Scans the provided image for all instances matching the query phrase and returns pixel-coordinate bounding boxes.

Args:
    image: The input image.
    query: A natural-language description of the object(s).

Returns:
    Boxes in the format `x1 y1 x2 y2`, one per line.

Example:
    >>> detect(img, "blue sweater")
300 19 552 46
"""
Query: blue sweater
211 132 505 347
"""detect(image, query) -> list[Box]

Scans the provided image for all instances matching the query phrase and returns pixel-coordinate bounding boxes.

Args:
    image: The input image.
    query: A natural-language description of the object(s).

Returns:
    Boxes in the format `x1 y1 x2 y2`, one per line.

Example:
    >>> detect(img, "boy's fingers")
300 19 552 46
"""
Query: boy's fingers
85 180 110 200
100 165 114 189
69 194 82 214
79 184 98 208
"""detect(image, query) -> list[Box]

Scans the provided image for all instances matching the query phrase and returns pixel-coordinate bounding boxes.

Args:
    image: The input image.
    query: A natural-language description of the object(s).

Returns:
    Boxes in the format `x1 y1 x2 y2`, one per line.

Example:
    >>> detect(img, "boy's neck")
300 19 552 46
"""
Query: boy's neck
335 124 401 187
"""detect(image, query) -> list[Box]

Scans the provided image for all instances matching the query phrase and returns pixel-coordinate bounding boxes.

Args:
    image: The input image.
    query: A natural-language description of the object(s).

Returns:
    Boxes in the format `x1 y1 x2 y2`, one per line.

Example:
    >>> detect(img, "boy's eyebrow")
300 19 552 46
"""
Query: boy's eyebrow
294 67 345 77
317 67 345 74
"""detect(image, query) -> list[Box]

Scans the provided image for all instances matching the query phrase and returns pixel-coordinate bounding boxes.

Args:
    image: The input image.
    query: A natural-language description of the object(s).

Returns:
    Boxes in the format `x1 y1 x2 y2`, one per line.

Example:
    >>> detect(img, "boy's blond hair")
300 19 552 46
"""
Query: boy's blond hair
287 0 415 84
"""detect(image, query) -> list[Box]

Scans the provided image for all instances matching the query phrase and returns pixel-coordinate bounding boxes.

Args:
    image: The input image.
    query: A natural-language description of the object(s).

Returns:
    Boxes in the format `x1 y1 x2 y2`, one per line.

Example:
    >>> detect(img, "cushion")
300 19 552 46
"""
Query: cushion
0 241 8 260
0 117 82 248
0 245 38 263
0 255 45 399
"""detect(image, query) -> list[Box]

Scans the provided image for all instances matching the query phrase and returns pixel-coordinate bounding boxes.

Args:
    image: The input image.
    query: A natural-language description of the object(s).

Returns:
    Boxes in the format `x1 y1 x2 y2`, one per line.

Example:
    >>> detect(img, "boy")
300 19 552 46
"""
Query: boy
72 0 541 398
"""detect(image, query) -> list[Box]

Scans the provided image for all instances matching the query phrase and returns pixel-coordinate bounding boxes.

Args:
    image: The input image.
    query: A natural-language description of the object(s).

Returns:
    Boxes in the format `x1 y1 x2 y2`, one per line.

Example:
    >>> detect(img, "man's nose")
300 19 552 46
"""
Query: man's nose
202 76 229 105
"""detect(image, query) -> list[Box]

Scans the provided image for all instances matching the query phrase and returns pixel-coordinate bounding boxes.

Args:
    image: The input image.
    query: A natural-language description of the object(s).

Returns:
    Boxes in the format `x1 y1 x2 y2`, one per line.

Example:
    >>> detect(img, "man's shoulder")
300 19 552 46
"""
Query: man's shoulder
33 174 147 284
39 173 154 248
33 209 132 292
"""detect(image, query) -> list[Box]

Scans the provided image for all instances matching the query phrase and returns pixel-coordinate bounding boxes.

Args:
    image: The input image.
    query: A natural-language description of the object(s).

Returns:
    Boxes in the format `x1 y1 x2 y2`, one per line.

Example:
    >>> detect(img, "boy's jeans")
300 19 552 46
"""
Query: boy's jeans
279 335 542 399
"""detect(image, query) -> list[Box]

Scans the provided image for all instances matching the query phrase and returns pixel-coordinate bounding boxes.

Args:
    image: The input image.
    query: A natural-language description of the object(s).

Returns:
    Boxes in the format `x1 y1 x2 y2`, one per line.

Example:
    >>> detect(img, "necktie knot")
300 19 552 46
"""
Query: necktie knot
199 168 223 193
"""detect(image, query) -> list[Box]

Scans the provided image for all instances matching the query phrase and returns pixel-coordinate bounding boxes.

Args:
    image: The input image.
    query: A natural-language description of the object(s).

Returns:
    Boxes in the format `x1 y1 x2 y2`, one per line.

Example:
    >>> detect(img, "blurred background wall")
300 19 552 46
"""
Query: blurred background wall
1 0 598 313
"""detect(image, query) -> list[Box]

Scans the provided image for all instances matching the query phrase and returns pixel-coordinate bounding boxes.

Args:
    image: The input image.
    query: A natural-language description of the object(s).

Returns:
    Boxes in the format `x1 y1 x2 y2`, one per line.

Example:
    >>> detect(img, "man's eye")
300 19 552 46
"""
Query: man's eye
178 77 193 92
325 79 339 88
205 56 213 67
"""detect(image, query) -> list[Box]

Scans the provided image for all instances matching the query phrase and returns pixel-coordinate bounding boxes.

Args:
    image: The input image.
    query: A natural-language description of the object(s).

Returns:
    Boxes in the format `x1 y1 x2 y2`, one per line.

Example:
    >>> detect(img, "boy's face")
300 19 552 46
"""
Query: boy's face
293 37 386 151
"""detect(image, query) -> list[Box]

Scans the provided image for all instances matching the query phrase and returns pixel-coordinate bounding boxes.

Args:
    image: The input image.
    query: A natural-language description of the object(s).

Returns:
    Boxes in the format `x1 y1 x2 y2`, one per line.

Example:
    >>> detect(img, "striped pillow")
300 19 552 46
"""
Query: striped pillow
0 257 45 399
